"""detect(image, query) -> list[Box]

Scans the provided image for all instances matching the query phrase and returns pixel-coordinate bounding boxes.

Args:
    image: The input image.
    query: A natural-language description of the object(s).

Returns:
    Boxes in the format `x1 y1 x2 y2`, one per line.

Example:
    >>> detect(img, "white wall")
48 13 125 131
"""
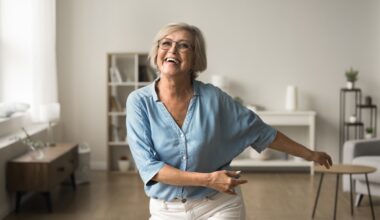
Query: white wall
57 0 380 169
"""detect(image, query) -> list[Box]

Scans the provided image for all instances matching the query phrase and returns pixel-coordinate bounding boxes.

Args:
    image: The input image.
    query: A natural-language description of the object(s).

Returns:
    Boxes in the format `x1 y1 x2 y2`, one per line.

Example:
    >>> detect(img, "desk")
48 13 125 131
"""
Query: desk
312 164 376 220
6 143 78 212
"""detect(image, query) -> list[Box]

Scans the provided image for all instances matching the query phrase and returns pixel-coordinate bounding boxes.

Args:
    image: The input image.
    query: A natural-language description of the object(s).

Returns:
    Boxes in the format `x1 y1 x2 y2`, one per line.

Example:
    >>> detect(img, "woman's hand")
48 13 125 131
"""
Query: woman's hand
308 151 333 169
206 170 247 195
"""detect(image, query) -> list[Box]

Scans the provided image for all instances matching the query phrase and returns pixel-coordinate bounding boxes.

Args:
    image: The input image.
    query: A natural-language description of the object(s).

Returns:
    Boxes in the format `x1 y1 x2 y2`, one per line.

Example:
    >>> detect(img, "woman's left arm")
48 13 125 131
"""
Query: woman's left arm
268 131 333 168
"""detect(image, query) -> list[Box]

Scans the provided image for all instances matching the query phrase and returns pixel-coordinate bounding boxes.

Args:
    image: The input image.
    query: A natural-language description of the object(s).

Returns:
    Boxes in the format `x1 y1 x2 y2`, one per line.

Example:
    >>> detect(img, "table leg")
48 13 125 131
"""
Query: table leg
333 174 340 220
365 174 375 220
70 173 76 191
15 191 24 213
312 173 324 218
350 174 353 216
42 192 52 213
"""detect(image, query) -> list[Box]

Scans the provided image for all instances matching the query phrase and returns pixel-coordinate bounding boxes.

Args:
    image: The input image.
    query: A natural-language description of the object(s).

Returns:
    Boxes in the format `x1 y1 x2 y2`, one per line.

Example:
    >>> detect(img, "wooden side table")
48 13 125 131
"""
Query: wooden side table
312 164 376 220
6 143 78 213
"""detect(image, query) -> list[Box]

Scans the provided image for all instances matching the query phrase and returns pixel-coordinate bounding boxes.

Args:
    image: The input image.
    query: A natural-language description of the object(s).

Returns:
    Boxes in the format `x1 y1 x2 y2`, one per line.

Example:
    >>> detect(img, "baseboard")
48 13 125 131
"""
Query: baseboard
90 161 107 170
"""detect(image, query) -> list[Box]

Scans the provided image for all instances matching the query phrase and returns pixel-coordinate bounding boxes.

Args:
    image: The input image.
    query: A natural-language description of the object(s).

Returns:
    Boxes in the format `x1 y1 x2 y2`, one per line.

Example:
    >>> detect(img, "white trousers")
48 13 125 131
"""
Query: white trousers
149 188 245 220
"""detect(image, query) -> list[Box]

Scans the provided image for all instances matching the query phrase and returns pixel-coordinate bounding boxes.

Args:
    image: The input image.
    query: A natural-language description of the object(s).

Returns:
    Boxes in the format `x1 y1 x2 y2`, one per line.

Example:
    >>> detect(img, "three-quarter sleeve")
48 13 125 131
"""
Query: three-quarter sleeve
218 89 277 154
126 93 165 186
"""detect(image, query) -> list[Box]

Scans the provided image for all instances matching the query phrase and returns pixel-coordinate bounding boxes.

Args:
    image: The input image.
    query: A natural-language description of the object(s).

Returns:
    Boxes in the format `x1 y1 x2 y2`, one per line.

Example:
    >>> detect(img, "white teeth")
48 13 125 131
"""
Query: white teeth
165 57 179 64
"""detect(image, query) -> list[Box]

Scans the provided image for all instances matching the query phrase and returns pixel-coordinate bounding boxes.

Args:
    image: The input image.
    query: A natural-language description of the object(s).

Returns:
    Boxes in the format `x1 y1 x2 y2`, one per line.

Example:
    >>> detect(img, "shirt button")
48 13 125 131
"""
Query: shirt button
182 156 186 160
180 134 184 138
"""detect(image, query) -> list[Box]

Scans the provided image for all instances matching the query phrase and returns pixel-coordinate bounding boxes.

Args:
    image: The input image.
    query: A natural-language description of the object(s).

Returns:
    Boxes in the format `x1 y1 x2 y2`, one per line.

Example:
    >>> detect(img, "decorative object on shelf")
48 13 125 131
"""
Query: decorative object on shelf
15 127 46 160
365 96 372 106
285 85 298 111
40 103 60 146
349 114 357 123
109 96 123 112
345 67 359 89
365 127 374 139
211 75 229 94
109 55 123 83
118 155 130 172
249 148 271 160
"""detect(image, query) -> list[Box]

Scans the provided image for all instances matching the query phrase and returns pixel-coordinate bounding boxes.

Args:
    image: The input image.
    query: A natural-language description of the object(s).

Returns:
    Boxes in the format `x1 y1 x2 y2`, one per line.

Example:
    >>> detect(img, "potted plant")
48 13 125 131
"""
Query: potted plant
365 127 374 139
118 155 130 172
345 67 359 89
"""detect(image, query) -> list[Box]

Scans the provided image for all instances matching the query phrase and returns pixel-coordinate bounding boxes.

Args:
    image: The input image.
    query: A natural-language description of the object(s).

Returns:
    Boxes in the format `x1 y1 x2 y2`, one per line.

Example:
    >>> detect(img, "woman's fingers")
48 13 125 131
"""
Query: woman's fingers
226 170 242 179
209 170 248 194
314 151 333 169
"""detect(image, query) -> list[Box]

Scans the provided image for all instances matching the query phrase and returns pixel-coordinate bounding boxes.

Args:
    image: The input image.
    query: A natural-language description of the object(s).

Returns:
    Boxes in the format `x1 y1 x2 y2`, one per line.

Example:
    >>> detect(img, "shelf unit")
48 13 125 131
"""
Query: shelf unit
106 52 155 171
339 87 377 162
231 111 316 174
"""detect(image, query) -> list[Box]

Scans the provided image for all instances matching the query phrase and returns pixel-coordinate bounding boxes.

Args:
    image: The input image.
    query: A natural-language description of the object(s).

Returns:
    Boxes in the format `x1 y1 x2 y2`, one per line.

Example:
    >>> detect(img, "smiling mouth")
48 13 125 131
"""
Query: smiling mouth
164 57 179 64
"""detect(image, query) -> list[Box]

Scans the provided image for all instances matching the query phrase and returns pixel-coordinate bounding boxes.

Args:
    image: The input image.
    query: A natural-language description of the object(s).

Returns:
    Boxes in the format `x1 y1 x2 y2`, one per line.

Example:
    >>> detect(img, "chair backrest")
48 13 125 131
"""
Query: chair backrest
346 138 380 157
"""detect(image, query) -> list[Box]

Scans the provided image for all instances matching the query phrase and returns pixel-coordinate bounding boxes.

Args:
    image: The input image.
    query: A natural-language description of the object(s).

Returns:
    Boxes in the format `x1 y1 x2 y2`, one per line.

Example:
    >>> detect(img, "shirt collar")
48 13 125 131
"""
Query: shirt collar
150 77 200 102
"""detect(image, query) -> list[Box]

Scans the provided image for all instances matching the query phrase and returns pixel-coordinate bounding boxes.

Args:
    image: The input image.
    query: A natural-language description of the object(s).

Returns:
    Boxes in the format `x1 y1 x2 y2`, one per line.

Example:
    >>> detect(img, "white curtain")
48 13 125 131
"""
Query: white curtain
0 0 57 121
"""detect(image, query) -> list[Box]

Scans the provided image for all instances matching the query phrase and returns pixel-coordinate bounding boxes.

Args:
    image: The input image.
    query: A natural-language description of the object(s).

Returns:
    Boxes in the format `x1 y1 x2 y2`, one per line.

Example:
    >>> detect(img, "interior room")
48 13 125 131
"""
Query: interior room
0 0 379 219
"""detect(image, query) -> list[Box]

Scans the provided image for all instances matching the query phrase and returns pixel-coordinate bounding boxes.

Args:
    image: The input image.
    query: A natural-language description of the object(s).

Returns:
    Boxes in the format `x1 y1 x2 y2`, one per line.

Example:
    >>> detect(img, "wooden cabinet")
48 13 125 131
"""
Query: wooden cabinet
107 53 155 171
7 143 78 212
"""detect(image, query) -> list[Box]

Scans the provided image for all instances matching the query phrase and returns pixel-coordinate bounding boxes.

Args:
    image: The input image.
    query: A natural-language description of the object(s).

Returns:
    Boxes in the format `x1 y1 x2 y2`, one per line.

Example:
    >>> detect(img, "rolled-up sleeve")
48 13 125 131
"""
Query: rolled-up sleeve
219 90 277 154
126 93 165 186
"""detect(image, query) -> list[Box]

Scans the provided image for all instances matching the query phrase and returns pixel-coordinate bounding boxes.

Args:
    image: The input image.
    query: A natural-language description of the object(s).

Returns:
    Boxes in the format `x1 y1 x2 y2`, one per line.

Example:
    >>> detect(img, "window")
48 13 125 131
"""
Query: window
0 0 57 139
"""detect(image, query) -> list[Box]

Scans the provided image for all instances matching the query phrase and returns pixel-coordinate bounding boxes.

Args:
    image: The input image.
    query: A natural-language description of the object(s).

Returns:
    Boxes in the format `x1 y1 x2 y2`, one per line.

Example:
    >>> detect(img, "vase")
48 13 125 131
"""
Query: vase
365 133 374 139
118 160 130 172
285 85 298 111
346 81 354 89
30 148 45 160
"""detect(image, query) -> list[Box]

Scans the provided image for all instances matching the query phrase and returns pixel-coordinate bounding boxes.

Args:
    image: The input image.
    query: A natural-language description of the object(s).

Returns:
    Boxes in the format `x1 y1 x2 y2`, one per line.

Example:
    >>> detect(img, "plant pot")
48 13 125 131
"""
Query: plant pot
118 160 130 172
346 81 354 89
365 133 374 139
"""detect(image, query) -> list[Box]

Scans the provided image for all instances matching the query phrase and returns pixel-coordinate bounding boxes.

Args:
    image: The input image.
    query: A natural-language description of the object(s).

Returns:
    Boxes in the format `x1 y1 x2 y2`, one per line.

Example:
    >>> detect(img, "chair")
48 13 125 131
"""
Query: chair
342 138 380 206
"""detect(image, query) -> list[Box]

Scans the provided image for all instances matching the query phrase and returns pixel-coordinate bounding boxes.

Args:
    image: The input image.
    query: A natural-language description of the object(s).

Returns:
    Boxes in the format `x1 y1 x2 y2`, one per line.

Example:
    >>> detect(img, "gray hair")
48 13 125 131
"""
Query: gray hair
148 22 207 79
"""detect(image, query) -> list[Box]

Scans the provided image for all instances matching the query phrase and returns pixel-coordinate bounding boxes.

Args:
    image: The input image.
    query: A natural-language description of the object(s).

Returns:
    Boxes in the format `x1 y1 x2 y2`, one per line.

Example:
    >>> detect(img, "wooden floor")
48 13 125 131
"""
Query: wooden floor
4 171 379 220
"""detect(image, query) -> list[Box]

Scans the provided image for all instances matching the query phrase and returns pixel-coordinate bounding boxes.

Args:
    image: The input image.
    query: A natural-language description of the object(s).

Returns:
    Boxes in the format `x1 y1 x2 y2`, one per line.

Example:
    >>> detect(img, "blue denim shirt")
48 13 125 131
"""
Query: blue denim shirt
126 79 276 201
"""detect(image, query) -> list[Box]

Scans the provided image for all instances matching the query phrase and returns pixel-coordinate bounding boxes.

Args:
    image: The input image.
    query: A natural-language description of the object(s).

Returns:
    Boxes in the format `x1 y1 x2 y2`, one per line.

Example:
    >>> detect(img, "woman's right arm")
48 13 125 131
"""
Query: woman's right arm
153 164 247 195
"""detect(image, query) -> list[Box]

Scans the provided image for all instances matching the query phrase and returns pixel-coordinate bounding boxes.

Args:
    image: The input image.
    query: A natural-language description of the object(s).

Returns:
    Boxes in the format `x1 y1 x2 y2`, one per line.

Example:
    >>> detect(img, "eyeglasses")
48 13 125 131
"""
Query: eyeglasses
158 38 193 52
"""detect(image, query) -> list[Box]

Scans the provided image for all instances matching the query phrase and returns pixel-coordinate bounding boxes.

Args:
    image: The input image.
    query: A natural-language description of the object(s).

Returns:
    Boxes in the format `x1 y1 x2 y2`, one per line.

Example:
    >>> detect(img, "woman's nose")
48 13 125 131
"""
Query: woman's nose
168 43 178 53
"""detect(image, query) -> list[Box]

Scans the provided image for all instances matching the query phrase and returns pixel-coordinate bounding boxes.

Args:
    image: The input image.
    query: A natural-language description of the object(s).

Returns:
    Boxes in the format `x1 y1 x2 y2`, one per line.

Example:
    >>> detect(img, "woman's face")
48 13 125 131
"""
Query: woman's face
156 30 194 79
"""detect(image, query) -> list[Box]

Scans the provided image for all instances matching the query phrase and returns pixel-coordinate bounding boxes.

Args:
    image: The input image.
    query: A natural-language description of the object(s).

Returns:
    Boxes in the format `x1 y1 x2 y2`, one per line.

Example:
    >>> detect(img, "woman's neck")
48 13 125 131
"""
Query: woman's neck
157 74 193 100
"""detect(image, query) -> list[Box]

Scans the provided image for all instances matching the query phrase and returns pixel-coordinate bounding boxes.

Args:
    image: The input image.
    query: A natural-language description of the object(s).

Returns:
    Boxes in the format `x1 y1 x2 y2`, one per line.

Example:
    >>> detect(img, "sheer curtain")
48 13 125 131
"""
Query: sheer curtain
0 0 57 121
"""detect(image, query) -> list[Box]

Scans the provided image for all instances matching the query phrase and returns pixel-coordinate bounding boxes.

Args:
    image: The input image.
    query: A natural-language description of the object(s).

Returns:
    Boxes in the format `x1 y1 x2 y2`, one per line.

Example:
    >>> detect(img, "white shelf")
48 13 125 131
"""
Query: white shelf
109 141 128 146
231 110 316 174
108 112 126 116
138 82 152 86
108 82 135 86
231 159 312 167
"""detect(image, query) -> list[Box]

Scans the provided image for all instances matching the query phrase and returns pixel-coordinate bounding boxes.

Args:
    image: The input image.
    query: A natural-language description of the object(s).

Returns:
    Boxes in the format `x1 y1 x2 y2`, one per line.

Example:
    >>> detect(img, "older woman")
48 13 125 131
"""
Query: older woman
126 22 332 220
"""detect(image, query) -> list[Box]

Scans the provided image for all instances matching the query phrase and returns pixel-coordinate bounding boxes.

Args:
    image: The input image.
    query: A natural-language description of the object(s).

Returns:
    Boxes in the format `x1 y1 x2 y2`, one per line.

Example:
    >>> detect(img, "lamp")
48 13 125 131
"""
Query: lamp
39 103 60 146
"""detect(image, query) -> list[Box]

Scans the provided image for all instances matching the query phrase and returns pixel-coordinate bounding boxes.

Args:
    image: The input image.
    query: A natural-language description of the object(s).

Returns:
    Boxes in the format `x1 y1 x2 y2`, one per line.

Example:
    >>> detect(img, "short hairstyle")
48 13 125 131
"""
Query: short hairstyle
148 22 207 79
